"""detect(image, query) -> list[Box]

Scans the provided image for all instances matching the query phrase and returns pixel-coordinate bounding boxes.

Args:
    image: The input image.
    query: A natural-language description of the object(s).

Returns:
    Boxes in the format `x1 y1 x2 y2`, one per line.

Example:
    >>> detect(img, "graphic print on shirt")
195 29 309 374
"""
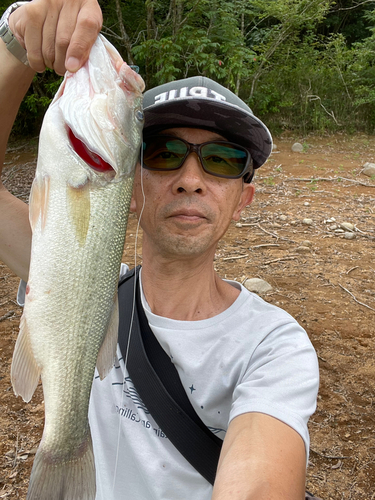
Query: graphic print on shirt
97 356 226 439
187 383 226 436
207 426 226 436
110 358 149 413
107 363 169 439
121 376 150 413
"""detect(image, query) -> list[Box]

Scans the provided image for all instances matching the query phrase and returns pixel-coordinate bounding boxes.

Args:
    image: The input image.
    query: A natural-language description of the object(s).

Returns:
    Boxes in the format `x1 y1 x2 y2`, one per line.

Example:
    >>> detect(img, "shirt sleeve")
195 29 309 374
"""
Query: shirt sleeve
229 320 319 462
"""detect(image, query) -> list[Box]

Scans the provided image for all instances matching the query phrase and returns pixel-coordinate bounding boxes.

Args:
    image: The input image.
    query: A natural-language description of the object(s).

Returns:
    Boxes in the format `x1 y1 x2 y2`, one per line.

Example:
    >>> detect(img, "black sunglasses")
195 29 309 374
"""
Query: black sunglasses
141 135 253 181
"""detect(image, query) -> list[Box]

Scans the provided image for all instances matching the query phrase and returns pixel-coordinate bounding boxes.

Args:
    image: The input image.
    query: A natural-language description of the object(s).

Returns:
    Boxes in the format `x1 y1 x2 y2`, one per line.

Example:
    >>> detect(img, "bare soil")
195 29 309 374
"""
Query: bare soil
1 133 374 499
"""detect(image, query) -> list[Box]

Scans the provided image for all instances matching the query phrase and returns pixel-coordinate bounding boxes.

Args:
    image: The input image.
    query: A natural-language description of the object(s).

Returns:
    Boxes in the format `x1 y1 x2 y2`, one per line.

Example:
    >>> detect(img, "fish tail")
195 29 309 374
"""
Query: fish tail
27 432 96 500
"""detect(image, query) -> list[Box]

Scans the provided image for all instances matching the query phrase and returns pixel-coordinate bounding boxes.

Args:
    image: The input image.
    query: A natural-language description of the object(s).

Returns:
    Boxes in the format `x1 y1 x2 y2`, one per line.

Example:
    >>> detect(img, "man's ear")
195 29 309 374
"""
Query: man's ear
232 183 255 221
130 164 141 213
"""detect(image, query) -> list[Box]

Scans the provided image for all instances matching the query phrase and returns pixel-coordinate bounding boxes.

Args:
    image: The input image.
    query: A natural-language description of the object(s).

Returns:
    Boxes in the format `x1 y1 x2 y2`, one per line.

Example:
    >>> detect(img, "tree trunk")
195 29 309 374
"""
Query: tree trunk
146 0 157 39
235 11 245 96
114 0 134 64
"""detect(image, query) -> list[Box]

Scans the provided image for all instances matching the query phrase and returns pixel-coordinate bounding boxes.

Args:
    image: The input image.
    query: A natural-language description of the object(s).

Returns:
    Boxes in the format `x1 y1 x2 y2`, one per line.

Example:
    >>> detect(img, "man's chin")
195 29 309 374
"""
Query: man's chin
154 231 216 259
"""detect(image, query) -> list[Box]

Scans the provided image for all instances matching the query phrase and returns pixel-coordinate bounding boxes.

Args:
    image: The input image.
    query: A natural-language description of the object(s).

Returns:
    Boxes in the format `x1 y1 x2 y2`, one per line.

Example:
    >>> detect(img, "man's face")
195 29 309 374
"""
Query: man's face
130 128 255 261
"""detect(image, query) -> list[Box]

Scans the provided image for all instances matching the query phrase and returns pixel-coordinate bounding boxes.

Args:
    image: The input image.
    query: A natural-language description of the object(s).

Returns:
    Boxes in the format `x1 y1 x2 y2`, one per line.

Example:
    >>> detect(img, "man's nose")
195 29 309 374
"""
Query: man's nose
172 152 207 194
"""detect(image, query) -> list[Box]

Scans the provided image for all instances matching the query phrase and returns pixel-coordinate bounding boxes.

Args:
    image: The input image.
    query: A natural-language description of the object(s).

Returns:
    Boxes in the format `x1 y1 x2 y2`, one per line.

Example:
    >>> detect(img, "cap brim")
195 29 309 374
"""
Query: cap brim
144 97 273 169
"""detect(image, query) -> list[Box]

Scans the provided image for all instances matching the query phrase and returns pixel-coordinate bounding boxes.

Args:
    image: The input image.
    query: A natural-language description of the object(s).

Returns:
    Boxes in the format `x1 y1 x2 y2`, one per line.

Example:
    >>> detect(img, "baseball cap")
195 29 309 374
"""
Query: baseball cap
143 76 273 170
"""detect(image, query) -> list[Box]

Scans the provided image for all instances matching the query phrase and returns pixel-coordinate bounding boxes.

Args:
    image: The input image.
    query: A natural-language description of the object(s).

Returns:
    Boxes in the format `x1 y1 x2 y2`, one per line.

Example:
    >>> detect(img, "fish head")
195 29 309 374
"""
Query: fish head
48 35 145 188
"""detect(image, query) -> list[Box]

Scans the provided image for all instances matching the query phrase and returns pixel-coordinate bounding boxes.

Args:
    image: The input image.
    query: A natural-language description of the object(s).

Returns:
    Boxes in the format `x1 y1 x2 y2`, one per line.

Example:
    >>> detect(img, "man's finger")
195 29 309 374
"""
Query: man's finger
22 11 46 72
52 8 79 75
63 1 102 73
41 10 60 71
9 2 46 72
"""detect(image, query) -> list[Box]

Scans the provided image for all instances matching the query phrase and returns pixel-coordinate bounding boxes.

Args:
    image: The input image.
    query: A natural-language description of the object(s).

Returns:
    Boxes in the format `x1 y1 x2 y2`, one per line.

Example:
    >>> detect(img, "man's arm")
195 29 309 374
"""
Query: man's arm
212 412 306 500
0 40 34 282
0 0 102 281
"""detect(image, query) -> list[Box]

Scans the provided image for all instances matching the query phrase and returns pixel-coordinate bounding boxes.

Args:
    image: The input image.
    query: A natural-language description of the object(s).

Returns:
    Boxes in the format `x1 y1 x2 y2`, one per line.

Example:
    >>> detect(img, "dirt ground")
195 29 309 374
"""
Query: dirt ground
0 133 374 499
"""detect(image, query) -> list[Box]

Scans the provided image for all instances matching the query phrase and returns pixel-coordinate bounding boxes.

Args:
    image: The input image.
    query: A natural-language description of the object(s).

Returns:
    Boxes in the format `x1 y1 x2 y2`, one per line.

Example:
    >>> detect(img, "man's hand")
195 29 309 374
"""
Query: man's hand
212 413 307 500
8 0 103 75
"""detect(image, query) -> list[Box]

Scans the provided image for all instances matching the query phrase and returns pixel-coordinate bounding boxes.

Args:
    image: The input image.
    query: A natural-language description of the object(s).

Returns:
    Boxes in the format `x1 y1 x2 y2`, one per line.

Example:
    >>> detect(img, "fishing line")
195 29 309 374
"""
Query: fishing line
111 139 146 493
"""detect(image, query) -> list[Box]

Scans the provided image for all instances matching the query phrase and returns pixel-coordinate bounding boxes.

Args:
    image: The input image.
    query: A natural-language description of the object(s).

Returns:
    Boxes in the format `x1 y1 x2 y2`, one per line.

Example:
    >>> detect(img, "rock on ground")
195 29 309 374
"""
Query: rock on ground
244 278 273 294
292 142 304 152
362 163 375 177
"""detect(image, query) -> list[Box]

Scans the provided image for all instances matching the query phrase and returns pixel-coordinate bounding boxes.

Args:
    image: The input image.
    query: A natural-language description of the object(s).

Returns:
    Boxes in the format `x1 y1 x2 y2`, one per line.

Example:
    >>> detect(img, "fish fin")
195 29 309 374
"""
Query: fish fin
96 293 118 380
11 314 41 402
27 430 96 500
29 177 42 232
67 183 91 246
29 176 50 233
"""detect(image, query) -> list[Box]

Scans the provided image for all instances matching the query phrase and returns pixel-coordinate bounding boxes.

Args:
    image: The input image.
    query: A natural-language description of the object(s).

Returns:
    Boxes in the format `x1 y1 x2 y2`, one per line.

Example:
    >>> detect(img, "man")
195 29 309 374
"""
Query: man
0 1 319 499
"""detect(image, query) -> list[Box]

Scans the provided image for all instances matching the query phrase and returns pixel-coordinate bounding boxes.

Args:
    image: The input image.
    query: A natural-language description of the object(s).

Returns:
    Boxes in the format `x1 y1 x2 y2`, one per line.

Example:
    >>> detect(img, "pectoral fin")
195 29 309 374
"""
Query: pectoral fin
96 294 119 380
11 314 41 402
29 175 50 233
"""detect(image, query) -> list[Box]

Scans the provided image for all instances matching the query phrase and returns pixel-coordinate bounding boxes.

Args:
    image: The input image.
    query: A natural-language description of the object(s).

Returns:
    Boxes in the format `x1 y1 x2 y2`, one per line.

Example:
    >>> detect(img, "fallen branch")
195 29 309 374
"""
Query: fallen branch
252 244 280 249
340 176 375 187
346 266 359 275
354 226 368 235
236 223 261 227
338 284 375 312
236 222 295 243
12 433 19 469
0 311 14 322
222 254 248 261
257 225 279 239
310 449 350 460
257 224 296 243
284 176 375 188
262 255 298 265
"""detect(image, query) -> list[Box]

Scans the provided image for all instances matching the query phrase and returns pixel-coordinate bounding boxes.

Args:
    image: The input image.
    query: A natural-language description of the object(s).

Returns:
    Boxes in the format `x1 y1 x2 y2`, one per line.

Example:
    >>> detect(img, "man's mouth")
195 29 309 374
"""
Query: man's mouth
168 209 207 221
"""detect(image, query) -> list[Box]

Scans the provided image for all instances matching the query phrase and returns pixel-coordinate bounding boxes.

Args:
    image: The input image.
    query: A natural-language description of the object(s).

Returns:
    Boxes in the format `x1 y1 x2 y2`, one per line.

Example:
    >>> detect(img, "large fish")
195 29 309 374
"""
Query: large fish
10 35 144 499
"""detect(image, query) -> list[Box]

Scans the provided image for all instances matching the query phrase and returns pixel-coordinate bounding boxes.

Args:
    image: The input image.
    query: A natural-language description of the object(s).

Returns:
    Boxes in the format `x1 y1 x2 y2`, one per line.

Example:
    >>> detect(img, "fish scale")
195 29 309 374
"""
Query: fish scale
10 35 144 500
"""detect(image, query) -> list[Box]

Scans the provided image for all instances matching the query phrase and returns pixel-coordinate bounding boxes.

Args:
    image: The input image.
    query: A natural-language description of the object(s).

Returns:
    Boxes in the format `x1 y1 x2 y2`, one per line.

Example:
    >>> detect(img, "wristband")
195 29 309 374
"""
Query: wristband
0 2 29 65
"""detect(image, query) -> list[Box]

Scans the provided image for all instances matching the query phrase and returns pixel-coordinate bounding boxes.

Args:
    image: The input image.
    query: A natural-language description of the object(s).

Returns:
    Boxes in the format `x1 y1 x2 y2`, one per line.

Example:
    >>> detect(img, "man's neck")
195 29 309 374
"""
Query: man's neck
140 252 240 321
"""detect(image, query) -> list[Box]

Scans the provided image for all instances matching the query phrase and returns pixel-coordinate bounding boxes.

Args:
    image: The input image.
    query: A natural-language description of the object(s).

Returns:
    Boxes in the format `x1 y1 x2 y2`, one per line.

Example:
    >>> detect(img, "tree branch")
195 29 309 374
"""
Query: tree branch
114 0 134 64
331 0 375 11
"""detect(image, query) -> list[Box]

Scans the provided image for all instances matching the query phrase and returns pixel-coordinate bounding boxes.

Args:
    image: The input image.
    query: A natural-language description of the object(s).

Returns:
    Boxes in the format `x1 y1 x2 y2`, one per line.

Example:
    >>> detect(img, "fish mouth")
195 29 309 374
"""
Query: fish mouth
119 63 145 94
68 128 115 175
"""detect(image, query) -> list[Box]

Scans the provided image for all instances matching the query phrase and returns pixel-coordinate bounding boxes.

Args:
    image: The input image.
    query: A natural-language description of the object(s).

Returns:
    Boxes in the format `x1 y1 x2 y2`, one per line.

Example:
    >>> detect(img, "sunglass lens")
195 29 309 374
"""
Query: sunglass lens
201 143 248 177
143 137 187 170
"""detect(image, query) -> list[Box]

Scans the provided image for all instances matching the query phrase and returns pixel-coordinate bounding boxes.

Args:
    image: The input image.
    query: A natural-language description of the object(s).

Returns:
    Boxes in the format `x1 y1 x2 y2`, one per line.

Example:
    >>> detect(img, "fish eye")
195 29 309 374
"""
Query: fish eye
135 109 144 122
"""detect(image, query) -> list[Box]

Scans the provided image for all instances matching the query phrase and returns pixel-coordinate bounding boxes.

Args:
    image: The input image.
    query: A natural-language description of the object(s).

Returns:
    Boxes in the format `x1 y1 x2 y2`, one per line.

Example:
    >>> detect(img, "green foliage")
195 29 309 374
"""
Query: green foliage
9 0 375 137
247 23 375 134
0 1 10 15
132 0 255 90
12 71 63 138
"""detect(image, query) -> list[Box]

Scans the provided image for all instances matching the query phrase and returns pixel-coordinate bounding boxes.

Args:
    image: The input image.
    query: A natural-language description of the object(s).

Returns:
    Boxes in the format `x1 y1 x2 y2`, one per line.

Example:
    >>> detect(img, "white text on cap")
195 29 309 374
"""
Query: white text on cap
154 86 227 104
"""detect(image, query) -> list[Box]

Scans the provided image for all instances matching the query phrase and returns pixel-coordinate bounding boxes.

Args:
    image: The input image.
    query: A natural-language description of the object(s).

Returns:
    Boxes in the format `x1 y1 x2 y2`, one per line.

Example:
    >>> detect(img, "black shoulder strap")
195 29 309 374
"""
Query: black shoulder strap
117 267 222 485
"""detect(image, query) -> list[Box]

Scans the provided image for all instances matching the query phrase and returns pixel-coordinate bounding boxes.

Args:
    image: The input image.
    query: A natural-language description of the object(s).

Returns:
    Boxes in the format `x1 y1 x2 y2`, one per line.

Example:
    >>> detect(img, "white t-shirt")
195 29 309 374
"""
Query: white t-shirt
87 266 319 500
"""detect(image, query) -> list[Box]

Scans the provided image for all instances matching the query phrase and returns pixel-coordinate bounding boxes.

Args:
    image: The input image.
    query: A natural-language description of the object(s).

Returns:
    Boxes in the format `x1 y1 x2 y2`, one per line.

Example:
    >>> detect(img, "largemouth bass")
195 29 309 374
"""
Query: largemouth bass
10 35 144 499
